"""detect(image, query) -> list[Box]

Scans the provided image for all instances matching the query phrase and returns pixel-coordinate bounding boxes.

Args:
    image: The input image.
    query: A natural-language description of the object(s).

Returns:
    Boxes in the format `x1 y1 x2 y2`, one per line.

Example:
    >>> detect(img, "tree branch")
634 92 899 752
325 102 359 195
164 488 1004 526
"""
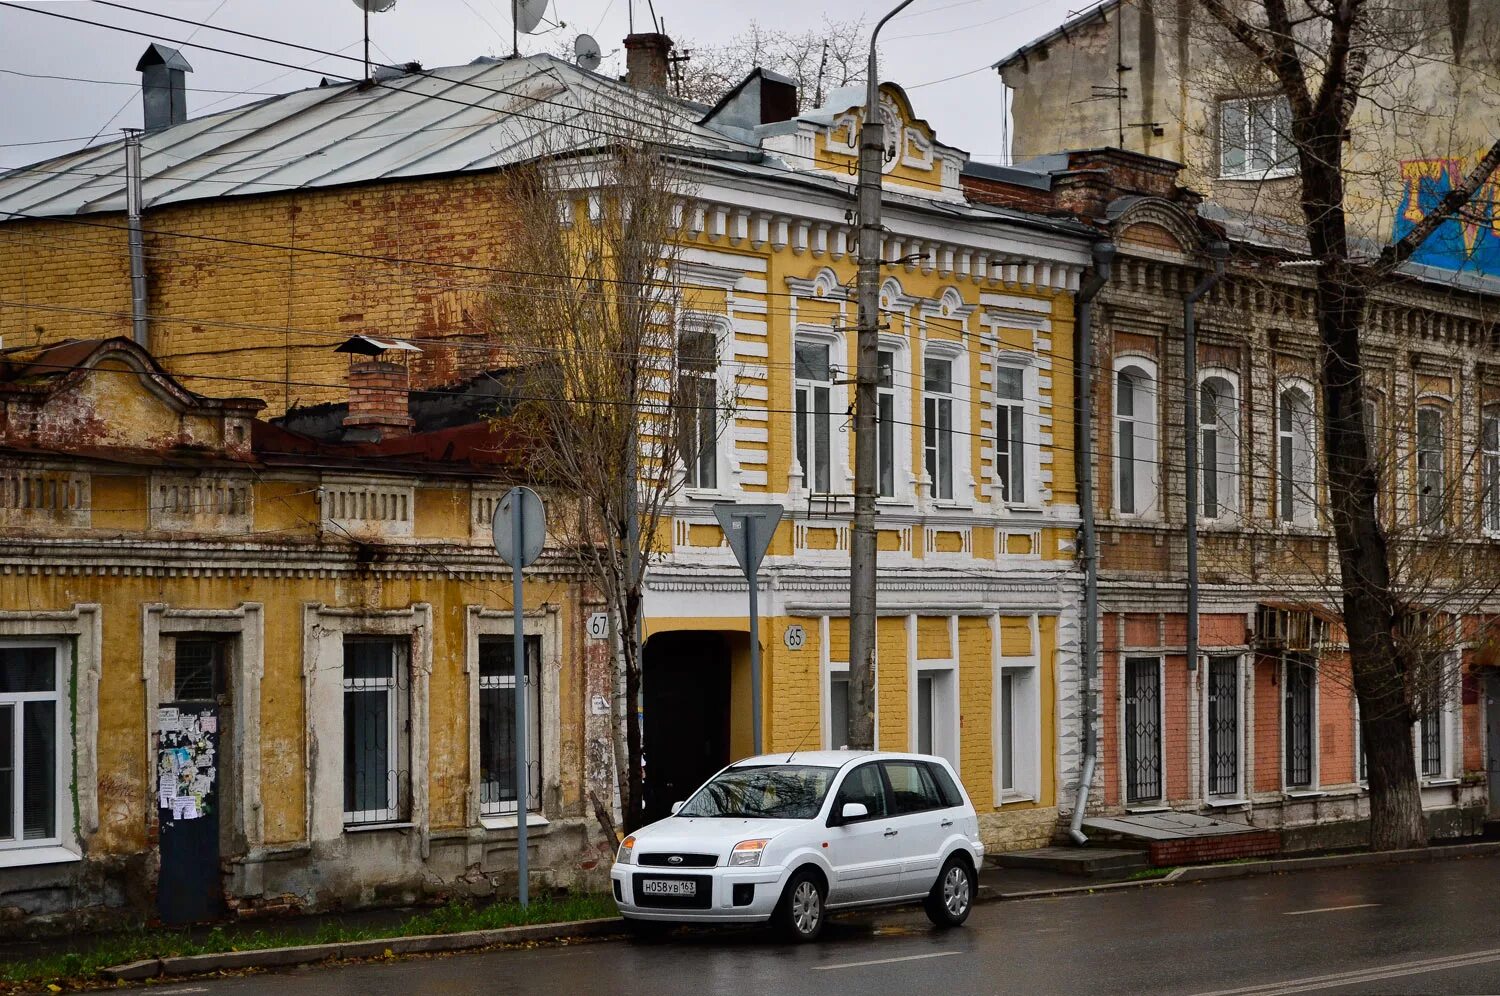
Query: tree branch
1378 138 1500 271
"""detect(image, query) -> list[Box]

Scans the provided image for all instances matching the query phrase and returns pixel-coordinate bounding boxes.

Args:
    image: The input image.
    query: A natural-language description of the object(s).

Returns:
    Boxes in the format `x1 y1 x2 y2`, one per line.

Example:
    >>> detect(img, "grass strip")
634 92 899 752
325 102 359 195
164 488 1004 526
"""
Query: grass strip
1 893 617 989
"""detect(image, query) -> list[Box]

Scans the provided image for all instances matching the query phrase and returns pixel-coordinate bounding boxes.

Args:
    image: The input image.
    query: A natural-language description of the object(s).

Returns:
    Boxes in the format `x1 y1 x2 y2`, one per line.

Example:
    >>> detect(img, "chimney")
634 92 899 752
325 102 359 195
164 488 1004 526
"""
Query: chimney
336 335 420 441
624 32 673 91
136 43 193 132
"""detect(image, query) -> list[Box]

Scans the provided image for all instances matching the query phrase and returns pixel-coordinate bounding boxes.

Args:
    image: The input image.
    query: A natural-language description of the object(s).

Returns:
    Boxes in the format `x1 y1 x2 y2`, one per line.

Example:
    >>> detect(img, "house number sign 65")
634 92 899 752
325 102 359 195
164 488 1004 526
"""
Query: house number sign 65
783 624 806 650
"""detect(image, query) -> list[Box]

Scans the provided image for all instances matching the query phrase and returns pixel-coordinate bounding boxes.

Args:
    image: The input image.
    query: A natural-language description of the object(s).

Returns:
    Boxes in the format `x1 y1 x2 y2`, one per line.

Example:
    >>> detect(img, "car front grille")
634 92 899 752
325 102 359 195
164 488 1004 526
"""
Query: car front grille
632 873 712 909
636 852 718 868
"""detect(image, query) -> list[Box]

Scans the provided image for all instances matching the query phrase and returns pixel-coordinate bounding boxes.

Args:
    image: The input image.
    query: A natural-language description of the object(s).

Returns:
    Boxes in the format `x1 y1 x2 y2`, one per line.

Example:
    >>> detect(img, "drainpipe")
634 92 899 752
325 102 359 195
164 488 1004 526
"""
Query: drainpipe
1183 241 1229 750
1069 241 1114 846
124 129 148 348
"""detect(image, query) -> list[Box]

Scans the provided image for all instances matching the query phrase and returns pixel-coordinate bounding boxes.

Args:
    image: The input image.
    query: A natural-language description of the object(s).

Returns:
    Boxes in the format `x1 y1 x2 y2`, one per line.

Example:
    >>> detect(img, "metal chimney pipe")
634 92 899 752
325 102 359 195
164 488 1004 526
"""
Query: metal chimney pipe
125 130 148 348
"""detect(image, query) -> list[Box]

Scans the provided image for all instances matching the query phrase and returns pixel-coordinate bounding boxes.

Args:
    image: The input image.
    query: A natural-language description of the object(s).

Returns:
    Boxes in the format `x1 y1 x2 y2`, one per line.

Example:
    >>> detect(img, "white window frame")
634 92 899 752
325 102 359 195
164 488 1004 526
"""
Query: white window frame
0 640 68 855
1416 403 1447 530
1219 94 1297 180
923 349 959 503
477 635 541 818
875 340 912 502
794 331 843 495
819 616 875 750
909 614 959 769
992 614 1041 804
1281 651 1320 793
993 359 1033 507
1200 653 1246 802
1483 407 1500 536
1414 654 1458 784
341 637 409 827
1198 370 1240 521
1113 356 1159 518
1277 380 1318 526
676 322 724 493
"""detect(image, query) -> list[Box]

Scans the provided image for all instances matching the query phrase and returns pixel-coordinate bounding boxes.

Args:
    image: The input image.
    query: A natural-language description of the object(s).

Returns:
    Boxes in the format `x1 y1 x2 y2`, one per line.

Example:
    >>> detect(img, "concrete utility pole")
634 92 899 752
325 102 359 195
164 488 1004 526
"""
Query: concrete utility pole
848 0 916 751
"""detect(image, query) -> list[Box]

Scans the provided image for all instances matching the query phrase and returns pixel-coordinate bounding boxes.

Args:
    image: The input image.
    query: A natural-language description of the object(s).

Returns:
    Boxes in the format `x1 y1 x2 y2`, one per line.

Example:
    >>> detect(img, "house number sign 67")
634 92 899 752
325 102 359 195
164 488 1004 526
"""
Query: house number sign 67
783 624 806 650
587 612 609 640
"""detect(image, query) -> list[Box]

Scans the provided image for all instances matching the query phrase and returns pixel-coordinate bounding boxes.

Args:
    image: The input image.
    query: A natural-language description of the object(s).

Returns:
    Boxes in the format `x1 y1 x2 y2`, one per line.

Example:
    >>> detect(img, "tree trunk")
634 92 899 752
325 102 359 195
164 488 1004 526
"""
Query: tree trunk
622 586 646 833
1300 145 1426 851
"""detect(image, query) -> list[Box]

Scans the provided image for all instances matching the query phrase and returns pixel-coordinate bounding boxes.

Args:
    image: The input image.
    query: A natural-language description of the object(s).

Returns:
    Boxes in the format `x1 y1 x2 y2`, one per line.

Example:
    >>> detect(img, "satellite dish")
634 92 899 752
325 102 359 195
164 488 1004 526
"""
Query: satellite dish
573 33 602 72
513 0 548 34
350 0 397 11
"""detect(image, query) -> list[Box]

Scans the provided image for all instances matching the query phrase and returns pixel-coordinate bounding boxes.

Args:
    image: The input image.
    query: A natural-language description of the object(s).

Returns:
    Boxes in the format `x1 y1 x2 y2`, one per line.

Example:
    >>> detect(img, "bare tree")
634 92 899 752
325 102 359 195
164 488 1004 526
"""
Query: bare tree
486 123 729 833
1184 0 1500 848
671 16 870 107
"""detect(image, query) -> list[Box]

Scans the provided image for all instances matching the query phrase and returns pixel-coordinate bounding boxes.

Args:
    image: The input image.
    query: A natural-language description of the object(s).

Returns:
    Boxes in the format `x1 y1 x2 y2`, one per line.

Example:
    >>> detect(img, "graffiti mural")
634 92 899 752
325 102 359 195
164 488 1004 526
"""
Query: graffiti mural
1394 154 1500 276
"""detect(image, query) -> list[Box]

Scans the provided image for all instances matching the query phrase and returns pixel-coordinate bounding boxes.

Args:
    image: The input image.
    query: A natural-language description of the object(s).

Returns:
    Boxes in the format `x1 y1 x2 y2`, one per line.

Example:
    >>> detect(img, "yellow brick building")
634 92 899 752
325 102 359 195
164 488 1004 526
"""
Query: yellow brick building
0 52 1095 864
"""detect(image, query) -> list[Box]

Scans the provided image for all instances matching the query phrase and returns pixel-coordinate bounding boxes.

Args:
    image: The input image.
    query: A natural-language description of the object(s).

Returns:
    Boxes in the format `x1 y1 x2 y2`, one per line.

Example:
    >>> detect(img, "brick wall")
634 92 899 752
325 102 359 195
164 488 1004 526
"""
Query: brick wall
1149 830 1281 867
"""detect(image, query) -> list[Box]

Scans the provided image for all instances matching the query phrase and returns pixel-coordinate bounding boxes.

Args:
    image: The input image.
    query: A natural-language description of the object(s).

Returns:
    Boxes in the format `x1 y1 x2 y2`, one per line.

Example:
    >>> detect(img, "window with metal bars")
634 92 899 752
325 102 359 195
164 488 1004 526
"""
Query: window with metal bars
1418 681 1444 779
1284 653 1315 788
0 644 60 848
173 639 225 702
342 638 410 826
1124 657 1162 803
479 636 542 816
1207 656 1239 797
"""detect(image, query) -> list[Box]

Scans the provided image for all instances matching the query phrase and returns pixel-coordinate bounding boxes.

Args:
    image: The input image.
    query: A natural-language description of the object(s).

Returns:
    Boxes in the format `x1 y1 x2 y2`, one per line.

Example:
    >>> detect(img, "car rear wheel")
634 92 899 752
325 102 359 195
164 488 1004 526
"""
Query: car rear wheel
924 855 974 928
774 869 826 942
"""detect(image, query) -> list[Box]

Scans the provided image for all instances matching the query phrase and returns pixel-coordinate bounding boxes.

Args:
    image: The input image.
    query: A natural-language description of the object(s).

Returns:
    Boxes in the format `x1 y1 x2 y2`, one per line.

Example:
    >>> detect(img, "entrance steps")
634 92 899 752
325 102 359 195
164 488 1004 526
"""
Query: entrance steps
1081 811 1281 866
995 846 1149 877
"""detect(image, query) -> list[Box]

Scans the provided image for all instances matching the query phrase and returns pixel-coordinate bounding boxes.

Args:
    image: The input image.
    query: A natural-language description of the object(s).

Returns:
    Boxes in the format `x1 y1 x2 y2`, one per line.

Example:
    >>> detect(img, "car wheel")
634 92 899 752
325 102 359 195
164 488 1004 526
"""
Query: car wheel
774 869 826 942
924 856 974 928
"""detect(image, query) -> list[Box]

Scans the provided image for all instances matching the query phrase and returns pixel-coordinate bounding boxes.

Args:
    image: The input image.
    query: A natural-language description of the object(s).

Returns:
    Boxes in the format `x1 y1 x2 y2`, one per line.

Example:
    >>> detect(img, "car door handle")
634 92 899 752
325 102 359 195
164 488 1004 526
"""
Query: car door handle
883 829 898 837
940 819 954 828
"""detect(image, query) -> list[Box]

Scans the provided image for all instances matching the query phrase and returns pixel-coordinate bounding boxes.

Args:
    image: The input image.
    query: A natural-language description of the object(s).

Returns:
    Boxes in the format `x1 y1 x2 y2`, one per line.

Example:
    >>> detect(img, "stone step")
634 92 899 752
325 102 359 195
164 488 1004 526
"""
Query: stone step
994 846 1150 877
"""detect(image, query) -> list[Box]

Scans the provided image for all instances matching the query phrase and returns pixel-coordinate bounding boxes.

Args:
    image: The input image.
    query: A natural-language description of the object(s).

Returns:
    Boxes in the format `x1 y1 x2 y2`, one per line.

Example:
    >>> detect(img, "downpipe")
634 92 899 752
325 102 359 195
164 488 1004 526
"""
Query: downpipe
1069 241 1114 847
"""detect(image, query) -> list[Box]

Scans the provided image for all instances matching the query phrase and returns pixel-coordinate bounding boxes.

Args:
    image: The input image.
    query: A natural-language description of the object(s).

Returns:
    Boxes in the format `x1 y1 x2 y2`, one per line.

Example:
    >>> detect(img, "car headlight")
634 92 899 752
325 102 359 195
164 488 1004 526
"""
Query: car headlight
617 835 635 866
730 838 769 867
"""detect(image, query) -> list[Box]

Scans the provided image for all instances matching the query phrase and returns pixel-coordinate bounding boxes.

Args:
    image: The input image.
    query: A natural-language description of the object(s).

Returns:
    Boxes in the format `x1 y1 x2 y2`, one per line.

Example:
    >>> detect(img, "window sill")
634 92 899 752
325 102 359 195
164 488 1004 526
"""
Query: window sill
680 488 727 503
0 845 81 869
1283 790 1324 799
480 813 550 831
1125 804 1169 814
1420 778 1460 788
1204 797 1249 809
995 792 1035 807
1216 170 1298 182
344 821 415 834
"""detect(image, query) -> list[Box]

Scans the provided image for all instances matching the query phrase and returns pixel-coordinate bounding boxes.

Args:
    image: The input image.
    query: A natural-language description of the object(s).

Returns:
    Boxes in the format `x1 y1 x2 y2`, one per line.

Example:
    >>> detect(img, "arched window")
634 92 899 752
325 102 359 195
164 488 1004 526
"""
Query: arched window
1115 362 1157 516
1416 404 1446 529
1277 384 1316 524
1199 375 1238 519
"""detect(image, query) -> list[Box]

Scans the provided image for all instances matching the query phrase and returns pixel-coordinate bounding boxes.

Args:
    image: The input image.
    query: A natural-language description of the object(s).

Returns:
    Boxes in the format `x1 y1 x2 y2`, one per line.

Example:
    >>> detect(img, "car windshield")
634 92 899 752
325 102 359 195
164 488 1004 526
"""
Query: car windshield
677 764 837 820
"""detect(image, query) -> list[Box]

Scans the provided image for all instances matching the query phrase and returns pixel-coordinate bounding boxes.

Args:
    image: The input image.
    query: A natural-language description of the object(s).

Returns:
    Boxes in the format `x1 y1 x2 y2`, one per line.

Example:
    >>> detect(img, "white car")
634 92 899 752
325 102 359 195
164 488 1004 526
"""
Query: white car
610 751 984 941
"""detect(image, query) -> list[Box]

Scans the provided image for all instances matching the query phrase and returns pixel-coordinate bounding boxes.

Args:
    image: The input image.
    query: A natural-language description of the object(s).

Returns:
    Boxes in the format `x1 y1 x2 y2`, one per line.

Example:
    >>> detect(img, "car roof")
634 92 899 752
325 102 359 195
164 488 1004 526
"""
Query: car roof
728 750 949 770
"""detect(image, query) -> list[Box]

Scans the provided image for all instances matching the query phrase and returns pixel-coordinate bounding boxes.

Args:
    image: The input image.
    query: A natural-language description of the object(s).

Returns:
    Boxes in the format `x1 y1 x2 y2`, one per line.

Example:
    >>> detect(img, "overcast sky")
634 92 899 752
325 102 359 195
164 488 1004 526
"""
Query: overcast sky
0 0 1084 170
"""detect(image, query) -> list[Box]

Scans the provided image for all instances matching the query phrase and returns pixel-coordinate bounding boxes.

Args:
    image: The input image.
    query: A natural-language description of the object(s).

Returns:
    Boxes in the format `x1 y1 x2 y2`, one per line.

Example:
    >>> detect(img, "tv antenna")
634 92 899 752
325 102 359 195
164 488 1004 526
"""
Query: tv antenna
573 33 602 72
350 0 397 81
511 0 549 58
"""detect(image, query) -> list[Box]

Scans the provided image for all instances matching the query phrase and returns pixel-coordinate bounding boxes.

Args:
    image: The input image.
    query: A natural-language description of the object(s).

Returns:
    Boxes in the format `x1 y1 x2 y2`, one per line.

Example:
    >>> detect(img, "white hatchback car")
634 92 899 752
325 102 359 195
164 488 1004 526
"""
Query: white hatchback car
610 751 984 941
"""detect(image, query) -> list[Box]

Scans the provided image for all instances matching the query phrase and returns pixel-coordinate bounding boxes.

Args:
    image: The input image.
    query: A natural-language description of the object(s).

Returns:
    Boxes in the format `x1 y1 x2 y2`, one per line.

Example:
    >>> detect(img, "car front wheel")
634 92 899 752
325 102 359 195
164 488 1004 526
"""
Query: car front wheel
924 856 974 928
775 869 826 942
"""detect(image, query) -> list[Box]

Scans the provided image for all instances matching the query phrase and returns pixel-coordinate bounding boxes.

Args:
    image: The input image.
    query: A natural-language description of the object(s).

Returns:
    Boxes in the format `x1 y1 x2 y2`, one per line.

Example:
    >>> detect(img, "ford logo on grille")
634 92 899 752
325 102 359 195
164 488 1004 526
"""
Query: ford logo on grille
667 855 684 865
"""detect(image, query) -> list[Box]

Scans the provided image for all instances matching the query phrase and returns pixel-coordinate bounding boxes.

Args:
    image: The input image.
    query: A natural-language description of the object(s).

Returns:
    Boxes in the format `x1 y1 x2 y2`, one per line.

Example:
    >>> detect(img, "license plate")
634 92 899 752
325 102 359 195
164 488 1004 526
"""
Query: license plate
641 878 696 897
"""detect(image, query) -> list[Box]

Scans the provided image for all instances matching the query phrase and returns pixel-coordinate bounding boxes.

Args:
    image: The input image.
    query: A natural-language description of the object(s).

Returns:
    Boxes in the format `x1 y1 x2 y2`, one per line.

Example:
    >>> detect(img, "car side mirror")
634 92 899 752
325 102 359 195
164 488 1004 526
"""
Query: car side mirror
839 802 868 822
670 801 684 815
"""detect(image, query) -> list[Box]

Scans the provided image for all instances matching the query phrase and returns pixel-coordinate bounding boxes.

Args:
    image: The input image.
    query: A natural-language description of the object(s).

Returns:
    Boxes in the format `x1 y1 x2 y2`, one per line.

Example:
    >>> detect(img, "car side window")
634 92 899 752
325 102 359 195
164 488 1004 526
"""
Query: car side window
925 762 964 809
882 760 943 815
832 763 888 822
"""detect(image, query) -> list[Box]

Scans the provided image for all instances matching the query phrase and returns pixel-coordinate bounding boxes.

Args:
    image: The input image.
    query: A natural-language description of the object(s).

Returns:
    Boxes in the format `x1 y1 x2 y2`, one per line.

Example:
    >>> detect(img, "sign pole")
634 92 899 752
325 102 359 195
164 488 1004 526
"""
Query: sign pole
513 494 528 908
746 517 762 756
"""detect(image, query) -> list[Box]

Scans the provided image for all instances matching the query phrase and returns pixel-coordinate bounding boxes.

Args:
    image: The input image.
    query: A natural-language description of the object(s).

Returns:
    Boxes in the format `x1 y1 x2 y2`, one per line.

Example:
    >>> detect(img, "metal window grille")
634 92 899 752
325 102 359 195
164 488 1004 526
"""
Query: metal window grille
1284 653 1315 788
342 638 410 826
1124 657 1162 803
1420 696 1443 779
1207 656 1239 796
174 640 224 702
0 645 60 845
479 636 542 816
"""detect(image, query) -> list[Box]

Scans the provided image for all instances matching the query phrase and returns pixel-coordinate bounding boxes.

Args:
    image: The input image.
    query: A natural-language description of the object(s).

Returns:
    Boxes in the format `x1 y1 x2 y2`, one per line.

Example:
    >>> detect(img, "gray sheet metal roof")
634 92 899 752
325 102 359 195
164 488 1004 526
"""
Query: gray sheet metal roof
0 54 737 220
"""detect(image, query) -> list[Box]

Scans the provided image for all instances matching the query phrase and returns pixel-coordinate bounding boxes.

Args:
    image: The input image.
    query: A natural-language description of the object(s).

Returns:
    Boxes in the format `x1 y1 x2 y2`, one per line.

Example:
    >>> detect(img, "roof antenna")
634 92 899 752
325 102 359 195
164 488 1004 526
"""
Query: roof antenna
785 719 819 763
350 0 396 82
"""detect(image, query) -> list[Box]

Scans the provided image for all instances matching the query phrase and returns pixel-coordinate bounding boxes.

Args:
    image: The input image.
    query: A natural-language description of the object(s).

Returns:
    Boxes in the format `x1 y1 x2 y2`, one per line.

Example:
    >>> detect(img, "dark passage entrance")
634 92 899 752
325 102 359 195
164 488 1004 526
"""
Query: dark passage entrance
642 632 731 823
157 639 229 925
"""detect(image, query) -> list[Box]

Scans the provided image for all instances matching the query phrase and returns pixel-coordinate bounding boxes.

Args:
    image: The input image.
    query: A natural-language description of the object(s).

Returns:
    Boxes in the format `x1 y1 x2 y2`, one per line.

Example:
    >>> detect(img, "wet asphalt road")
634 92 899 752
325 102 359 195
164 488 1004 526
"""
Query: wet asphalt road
151 855 1500 995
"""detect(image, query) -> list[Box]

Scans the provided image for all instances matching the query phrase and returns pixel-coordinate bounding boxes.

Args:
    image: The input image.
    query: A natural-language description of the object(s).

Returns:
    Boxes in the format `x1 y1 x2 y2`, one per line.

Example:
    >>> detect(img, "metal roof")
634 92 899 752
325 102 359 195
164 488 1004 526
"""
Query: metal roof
0 53 738 220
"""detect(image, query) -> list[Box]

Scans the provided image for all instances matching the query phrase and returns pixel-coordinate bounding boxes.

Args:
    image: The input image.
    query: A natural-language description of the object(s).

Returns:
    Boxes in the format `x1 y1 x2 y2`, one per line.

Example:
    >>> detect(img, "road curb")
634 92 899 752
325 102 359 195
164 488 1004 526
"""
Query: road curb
99 916 626 982
990 839 1500 900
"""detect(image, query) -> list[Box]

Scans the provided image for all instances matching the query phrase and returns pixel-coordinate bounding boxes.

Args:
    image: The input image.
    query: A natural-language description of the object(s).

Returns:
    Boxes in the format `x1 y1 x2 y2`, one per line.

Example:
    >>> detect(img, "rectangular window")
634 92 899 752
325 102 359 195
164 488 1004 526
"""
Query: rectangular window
998 670 1015 792
173 640 224 702
914 667 957 766
1124 657 1162 803
1284 653 1315 788
877 350 896 498
677 330 718 490
1417 406 1445 529
479 636 542 816
1419 696 1443 779
1117 373 1137 514
1278 387 1315 524
343 638 409 826
828 666 850 750
795 340 833 493
0 645 61 847
1484 409 1500 533
1207 656 1239 797
995 365 1025 504
1220 95 1295 178
924 356 954 501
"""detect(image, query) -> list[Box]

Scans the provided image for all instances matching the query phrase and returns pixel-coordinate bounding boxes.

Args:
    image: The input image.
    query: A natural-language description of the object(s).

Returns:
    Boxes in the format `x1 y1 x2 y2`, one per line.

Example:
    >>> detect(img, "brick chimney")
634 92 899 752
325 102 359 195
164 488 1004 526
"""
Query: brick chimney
344 358 412 441
624 32 673 91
